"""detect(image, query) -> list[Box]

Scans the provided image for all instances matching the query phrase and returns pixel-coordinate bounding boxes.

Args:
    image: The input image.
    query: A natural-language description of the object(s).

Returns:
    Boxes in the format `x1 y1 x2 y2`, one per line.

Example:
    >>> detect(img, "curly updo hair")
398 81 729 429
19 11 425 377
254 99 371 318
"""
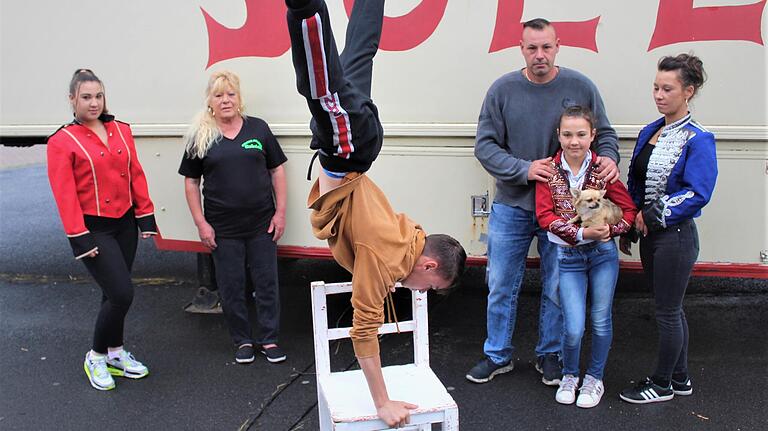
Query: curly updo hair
658 54 706 98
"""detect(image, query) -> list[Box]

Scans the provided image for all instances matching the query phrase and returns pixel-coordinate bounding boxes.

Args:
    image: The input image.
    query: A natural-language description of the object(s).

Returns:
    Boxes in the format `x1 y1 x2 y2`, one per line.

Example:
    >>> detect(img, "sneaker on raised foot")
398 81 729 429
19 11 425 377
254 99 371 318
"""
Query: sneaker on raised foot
106 350 149 379
619 377 674 404
555 374 579 404
84 352 115 391
576 374 604 408
671 377 693 396
535 353 562 386
260 345 286 363
465 357 514 384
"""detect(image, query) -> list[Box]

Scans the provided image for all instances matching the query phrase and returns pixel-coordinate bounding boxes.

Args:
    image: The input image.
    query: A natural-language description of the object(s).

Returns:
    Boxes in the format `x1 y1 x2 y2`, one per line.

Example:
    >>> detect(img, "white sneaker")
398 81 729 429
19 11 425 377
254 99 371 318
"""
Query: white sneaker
84 352 115 391
556 374 579 404
106 350 149 379
577 374 604 408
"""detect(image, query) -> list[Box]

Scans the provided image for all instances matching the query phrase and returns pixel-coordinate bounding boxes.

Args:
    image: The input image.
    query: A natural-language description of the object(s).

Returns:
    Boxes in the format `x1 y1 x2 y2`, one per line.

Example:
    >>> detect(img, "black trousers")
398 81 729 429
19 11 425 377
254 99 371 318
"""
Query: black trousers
211 232 280 346
639 219 699 382
82 210 138 354
286 0 384 173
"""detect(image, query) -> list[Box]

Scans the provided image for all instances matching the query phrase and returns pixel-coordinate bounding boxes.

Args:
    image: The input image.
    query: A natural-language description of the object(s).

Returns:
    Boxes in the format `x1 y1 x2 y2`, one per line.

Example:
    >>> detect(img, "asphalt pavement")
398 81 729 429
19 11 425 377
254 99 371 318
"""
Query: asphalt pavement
1 155 766 430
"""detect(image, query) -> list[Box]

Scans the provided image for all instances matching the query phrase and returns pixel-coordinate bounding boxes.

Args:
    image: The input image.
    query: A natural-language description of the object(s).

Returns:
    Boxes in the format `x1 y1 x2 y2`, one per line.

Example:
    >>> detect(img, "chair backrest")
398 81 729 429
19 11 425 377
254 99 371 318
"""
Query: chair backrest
310 281 429 377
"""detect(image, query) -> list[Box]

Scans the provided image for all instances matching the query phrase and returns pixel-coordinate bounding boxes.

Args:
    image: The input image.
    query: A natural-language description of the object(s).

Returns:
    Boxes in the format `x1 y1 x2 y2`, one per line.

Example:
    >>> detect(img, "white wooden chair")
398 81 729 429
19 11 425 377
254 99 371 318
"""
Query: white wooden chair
310 281 459 430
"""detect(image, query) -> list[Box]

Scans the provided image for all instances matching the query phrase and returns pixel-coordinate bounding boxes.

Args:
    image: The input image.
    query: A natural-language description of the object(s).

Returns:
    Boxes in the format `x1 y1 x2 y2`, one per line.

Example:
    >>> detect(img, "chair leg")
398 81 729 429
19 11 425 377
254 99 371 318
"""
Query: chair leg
317 389 333 431
443 407 459 430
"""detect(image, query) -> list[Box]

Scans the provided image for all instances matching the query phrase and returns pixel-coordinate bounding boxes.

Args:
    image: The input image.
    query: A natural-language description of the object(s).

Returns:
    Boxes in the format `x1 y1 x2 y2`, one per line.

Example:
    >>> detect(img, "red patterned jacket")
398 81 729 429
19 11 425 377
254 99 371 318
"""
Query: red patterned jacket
47 116 156 259
535 150 637 245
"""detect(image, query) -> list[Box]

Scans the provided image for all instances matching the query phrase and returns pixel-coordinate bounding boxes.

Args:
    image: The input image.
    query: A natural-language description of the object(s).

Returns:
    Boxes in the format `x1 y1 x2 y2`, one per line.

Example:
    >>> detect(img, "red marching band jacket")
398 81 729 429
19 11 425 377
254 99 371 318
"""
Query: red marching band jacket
47 116 157 259
535 150 637 245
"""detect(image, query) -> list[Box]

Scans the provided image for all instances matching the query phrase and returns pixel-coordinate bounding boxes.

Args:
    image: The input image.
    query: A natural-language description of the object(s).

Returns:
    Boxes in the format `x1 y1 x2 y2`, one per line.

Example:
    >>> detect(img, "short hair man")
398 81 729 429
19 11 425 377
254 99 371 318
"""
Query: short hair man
468 18 620 386
285 0 467 427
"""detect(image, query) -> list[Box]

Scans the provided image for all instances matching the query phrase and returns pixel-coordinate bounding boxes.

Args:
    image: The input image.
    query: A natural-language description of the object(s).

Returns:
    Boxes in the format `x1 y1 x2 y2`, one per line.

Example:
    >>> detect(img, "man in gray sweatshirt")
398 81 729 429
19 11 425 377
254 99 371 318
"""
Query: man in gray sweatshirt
467 18 620 386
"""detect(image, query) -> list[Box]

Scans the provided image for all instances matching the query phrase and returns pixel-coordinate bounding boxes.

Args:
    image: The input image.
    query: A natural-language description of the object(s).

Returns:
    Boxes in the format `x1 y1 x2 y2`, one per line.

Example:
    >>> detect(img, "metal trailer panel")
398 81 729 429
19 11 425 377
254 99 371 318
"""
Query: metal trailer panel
135 134 767 270
2 1 767 273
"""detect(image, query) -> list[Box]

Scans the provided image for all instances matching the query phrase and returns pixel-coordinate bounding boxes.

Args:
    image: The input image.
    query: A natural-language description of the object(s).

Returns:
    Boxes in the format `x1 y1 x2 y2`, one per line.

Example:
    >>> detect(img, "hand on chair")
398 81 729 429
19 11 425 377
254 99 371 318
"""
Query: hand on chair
377 400 418 428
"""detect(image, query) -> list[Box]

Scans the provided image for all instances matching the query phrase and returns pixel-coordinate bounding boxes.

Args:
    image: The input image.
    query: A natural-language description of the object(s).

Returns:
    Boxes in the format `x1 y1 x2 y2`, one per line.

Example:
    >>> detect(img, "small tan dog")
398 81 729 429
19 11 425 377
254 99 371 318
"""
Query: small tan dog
568 188 622 227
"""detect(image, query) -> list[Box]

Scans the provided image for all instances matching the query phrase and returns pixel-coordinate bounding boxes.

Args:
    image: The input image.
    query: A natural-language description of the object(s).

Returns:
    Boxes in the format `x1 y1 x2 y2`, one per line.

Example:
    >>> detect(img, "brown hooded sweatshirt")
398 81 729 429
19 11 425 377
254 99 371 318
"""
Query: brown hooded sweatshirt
307 172 426 358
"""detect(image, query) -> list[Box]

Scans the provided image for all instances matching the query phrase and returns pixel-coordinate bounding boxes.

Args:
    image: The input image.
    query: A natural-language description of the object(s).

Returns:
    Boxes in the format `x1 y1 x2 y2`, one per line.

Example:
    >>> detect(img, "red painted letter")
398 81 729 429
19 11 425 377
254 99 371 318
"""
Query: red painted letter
649 0 766 50
343 0 448 51
202 0 289 67
489 0 600 53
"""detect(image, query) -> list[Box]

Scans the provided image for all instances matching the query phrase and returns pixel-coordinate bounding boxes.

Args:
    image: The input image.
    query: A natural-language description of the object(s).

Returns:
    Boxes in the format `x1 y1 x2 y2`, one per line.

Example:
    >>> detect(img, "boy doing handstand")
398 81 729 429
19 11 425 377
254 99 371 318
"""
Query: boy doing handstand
285 0 466 427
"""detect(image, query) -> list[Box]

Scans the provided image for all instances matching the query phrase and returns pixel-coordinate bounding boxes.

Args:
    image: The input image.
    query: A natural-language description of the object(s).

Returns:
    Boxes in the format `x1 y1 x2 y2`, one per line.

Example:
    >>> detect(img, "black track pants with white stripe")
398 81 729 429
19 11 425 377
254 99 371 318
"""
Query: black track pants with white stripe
286 0 384 173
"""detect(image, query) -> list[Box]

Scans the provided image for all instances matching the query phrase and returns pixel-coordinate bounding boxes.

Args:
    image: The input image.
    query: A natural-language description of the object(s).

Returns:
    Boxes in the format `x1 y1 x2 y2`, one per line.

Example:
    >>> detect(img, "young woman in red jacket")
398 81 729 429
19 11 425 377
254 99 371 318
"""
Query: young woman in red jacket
47 69 157 391
536 106 637 408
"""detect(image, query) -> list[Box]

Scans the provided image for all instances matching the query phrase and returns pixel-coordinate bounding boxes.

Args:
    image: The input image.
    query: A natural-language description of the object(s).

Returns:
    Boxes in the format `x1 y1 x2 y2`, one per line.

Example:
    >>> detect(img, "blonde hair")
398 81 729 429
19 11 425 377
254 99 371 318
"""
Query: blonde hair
184 70 246 159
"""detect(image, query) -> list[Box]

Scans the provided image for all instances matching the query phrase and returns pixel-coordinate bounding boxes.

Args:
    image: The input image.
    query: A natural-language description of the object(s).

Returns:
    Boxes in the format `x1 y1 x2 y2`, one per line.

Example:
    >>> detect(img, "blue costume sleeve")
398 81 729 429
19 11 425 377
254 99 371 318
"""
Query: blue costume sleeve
644 131 717 229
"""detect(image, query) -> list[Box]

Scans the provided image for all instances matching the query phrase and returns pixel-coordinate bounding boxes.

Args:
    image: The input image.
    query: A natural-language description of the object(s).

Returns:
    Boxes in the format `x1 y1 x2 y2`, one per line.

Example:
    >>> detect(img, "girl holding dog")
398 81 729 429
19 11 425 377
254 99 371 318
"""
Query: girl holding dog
619 54 717 404
535 105 637 408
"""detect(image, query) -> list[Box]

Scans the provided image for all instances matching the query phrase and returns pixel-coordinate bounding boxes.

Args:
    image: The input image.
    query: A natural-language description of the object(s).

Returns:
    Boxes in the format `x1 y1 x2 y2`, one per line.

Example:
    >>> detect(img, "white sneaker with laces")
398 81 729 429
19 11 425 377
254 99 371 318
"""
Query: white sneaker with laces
577 374 605 408
84 352 115 391
556 374 579 404
106 350 149 379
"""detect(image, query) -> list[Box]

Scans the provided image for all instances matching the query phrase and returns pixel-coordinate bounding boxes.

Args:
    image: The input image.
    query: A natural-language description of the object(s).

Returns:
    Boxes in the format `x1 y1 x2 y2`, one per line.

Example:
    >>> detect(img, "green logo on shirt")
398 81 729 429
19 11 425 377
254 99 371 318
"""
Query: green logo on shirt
241 139 263 150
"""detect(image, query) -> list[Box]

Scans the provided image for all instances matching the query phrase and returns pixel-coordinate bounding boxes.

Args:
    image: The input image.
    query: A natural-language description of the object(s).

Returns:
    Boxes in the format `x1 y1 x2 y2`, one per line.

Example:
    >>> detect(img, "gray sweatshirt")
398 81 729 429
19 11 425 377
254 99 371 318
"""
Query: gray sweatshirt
474 67 618 212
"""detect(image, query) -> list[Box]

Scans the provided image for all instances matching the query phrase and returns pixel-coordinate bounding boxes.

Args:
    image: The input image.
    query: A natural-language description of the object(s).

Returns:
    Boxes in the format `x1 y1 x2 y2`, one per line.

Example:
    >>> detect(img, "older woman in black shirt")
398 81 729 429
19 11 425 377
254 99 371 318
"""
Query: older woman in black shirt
179 71 288 364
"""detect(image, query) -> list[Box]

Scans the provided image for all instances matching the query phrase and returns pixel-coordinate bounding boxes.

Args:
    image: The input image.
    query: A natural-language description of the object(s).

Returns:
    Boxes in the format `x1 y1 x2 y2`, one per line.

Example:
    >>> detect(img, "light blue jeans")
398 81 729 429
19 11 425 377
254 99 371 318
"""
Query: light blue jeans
558 240 619 379
483 202 562 365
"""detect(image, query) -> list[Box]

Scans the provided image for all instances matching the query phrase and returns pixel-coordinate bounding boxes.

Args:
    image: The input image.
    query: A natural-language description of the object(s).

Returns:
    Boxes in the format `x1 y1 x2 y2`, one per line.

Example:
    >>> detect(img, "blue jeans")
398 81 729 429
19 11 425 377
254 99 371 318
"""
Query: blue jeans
558 240 619 379
483 202 561 365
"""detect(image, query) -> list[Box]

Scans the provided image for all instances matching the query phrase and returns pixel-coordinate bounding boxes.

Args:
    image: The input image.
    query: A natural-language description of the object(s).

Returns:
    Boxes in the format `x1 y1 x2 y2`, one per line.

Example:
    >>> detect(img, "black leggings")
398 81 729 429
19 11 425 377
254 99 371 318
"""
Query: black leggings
639 219 699 383
82 210 138 354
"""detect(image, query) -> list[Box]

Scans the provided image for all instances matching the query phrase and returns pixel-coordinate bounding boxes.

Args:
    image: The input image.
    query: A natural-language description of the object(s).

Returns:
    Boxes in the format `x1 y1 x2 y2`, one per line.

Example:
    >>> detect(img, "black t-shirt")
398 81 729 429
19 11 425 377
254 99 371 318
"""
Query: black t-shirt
179 116 287 238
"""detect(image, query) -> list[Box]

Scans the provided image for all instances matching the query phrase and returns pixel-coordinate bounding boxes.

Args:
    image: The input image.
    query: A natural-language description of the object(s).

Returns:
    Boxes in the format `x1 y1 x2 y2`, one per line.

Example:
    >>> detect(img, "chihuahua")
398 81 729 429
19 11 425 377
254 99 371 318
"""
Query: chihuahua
568 188 622 227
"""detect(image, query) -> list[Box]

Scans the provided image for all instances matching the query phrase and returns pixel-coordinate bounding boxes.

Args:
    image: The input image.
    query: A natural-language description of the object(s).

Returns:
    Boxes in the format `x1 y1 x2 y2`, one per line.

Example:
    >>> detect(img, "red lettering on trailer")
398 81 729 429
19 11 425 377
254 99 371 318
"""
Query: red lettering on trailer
201 0 767 66
202 0 290 67
488 0 600 52
649 0 766 50
343 0 449 51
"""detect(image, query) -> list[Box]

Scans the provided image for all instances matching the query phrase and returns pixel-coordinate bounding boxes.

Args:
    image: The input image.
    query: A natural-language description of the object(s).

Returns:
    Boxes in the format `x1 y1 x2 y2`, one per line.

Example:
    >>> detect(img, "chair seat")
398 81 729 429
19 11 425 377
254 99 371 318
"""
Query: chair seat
319 364 456 425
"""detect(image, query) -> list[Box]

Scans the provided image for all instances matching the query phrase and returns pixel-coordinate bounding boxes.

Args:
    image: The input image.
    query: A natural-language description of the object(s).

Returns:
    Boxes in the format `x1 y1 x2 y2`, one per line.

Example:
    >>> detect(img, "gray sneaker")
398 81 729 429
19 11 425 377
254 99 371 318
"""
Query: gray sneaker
84 352 115 391
106 350 149 379
466 357 514 384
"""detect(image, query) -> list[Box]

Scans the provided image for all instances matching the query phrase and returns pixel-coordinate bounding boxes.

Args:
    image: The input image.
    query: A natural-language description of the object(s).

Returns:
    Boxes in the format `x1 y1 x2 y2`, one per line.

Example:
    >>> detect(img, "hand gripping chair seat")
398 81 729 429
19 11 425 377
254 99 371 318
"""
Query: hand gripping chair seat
310 281 459 430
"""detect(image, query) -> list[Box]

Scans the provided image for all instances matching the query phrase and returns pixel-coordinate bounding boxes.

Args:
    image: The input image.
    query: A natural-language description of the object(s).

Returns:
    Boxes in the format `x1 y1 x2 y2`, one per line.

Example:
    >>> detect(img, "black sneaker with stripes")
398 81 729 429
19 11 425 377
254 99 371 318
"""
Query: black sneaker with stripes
619 377 674 404
671 377 693 396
